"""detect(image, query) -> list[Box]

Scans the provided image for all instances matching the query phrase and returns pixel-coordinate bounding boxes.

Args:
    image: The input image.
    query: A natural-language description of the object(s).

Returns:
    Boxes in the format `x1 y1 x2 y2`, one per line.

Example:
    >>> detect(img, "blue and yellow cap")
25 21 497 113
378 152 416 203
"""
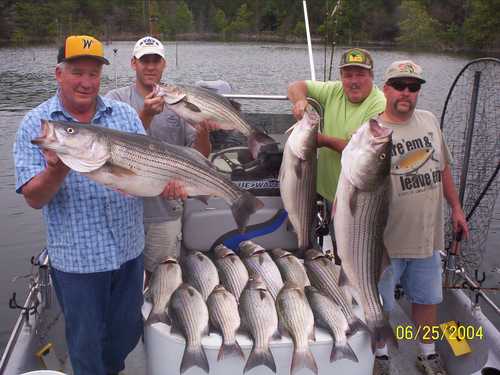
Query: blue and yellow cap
339 48 373 70
57 35 109 65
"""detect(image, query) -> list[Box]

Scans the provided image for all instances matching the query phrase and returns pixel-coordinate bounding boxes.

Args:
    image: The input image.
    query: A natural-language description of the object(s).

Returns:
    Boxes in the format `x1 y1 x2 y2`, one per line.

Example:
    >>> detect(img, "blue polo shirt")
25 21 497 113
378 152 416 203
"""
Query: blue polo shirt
13 93 146 273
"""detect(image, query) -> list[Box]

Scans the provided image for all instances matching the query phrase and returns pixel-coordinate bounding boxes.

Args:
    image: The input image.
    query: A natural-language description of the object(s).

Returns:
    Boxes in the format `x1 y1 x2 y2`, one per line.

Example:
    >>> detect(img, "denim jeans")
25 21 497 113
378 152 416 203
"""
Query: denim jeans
51 254 144 375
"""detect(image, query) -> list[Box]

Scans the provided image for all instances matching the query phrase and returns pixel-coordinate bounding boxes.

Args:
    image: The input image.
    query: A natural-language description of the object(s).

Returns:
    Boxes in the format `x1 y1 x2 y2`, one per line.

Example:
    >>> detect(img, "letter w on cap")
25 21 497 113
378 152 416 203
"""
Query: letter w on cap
82 39 93 49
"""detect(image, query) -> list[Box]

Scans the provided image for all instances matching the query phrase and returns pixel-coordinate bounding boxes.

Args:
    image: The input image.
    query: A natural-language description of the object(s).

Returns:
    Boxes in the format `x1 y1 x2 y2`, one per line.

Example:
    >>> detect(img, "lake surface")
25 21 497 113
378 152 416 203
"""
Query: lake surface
0 41 498 353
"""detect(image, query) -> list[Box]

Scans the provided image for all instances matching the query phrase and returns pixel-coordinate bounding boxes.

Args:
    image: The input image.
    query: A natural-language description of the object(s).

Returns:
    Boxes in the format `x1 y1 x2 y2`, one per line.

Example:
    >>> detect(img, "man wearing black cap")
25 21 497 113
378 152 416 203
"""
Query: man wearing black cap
287 48 386 255
373 60 469 375
13 35 148 375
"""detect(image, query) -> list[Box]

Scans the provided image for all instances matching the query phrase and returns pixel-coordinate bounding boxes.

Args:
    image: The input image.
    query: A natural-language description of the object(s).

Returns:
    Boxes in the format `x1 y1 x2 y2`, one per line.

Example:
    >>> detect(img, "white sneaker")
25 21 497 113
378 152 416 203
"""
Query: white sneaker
373 355 392 375
416 353 448 375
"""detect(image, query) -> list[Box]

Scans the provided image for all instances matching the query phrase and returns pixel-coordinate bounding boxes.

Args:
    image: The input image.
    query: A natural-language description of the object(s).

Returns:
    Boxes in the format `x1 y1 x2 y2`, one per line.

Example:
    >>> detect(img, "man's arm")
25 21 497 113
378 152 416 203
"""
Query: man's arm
317 133 348 152
287 80 309 120
21 150 70 209
442 163 469 239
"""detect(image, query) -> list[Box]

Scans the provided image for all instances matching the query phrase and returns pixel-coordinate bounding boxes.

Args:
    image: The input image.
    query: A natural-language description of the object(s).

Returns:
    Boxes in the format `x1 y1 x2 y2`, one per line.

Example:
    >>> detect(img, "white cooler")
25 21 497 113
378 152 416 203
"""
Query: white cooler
142 302 374 375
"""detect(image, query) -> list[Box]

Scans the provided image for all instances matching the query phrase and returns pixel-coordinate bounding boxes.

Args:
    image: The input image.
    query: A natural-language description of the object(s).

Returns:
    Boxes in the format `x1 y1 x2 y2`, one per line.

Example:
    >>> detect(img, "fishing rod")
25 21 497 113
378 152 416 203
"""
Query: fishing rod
327 0 342 81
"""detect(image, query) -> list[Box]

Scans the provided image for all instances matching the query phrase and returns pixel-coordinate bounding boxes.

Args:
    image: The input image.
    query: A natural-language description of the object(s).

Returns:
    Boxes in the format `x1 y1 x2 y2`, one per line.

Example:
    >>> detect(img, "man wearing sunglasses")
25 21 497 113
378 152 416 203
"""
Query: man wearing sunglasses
287 48 386 257
373 60 469 375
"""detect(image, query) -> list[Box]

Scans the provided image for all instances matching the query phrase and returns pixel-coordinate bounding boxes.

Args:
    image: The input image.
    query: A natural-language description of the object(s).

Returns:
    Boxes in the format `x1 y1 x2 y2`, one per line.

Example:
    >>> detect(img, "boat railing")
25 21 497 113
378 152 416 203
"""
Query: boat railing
0 249 50 373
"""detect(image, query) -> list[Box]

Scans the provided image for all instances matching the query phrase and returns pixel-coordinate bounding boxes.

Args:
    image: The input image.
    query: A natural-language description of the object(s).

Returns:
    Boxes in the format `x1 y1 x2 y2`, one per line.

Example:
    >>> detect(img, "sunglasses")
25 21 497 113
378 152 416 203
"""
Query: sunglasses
388 81 421 93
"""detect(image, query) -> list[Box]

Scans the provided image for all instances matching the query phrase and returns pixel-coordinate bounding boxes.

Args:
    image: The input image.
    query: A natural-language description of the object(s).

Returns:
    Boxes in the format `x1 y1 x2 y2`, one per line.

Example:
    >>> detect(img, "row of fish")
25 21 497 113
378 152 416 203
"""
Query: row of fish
145 242 366 374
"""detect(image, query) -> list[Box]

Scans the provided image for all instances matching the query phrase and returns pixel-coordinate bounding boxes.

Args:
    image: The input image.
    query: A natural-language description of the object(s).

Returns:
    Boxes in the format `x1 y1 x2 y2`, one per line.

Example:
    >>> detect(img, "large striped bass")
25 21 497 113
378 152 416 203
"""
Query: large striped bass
155 83 277 158
279 111 319 251
32 120 263 231
333 119 397 351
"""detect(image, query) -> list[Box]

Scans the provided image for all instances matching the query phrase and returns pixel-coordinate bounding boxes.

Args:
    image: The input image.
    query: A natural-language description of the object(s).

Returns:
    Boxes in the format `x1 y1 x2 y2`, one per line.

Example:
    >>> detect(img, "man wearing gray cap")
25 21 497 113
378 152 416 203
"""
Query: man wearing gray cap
373 60 469 375
287 48 386 258
107 36 217 287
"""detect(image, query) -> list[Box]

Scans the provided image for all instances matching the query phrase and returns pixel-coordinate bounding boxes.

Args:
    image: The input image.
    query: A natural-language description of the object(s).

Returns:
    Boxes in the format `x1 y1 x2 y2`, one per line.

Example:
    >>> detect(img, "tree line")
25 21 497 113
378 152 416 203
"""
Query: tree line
1 0 499 51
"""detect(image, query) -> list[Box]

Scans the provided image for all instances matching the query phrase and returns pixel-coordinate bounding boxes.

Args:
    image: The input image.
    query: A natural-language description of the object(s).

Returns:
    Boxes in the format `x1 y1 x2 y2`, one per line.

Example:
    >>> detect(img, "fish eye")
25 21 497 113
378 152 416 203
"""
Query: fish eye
379 153 386 160
66 127 75 134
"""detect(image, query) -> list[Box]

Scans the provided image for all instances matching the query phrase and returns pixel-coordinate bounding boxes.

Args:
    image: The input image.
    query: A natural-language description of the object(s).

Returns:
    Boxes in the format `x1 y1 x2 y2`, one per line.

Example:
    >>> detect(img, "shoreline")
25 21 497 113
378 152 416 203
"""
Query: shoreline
1 32 500 56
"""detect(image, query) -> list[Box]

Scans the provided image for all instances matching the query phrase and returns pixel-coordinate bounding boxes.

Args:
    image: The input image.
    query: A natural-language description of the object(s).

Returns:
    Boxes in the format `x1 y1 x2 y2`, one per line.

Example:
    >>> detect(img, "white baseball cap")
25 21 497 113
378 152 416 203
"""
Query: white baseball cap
133 36 165 59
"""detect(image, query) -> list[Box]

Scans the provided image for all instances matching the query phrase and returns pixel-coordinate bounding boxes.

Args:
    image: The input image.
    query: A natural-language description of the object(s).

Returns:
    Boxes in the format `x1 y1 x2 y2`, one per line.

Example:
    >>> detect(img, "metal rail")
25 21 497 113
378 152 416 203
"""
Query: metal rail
441 251 500 315
303 0 316 81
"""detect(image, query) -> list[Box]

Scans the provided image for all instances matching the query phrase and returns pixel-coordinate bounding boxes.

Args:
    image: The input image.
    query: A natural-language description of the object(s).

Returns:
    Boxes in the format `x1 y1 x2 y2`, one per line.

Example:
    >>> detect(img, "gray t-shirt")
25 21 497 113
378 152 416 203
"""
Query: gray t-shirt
379 110 452 258
106 84 197 223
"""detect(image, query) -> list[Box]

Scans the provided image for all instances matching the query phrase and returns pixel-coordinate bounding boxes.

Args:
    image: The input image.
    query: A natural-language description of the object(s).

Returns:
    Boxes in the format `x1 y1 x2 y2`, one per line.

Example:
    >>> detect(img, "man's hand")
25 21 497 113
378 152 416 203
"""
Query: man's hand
143 91 165 116
292 99 308 120
43 150 70 172
451 205 469 240
140 91 165 128
160 180 188 200
192 119 219 157
194 119 220 135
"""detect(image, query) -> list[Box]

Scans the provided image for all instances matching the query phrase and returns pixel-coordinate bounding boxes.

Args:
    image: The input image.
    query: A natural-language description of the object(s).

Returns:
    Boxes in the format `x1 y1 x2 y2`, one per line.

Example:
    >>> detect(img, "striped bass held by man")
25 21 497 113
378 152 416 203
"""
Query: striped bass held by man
31 120 263 232
333 119 398 352
155 83 278 159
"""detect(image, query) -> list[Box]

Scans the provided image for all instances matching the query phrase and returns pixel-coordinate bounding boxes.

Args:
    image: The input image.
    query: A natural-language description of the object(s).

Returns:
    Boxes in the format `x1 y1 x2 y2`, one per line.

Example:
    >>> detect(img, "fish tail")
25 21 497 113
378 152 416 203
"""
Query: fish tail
244 344 276 373
248 130 279 160
291 347 318 375
371 321 398 353
217 339 245 361
180 343 209 374
347 317 371 336
144 310 166 326
231 191 264 232
331 342 359 363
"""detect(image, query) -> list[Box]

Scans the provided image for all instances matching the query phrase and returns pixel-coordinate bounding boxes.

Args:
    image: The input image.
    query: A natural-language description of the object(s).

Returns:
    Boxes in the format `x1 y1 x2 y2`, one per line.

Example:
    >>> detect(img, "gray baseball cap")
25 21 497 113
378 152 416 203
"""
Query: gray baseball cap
384 60 426 83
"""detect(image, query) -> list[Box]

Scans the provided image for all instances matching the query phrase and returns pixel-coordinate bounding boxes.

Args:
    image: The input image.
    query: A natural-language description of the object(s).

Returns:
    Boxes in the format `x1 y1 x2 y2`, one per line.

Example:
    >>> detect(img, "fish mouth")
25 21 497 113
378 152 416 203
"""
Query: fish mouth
31 120 53 146
160 256 178 264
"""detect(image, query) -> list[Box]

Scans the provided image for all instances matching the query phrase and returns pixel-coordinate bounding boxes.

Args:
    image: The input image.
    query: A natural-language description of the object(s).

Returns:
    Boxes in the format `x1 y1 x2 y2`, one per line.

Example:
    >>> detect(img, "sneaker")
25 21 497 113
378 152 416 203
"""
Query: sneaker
416 353 448 375
373 355 392 375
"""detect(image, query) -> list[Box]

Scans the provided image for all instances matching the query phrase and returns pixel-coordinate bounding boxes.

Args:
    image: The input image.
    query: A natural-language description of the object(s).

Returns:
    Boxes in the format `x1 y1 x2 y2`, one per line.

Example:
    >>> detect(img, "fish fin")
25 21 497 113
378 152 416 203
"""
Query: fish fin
258 290 267 300
293 159 303 179
274 326 284 340
331 343 359 363
144 311 166 326
228 99 242 112
291 348 318 375
164 312 172 326
230 191 264 232
331 197 337 218
244 345 276 373
347 317 370 337
371 322 398 353
217 340 245 361
193 195 210 204
180 343 210 374
348 187 358 214
183 100 202 113
379 248 391 281
143 287 152 302
169 323 182 336
338 268 350 287
108 163 136 177
258 253 265 265
308 328 316 342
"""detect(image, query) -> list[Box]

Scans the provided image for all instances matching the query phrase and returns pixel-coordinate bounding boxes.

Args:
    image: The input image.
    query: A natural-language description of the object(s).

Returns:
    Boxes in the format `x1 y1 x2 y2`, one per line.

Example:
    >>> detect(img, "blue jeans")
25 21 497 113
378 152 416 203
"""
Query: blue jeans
378 251 443 312
51 254 144 375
